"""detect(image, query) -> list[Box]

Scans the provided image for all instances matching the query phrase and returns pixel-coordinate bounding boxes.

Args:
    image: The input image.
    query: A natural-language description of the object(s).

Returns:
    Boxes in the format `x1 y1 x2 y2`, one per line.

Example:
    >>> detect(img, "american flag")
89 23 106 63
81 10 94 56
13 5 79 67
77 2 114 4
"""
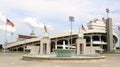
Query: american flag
7 19 14 27
44 25 47 33
82 25 86 32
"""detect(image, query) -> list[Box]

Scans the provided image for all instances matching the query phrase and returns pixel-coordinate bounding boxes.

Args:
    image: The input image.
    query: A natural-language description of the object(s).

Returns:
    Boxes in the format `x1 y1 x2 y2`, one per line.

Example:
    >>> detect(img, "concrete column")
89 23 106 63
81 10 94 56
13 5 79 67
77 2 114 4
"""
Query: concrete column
76 39 86 55
55 39 58 49
76 39 80 55
40 43 43 54
40 38 51 54
68 39 70 49
47 42 50 54
23 45 26 53
38 44 40 54
90 35 93 54
63 41 66 49
99 35 103 51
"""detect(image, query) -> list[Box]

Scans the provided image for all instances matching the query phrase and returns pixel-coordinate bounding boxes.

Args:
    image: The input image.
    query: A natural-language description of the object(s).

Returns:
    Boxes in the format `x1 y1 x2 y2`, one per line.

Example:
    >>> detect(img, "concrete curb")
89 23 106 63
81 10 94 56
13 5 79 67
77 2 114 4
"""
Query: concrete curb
22 55 106 61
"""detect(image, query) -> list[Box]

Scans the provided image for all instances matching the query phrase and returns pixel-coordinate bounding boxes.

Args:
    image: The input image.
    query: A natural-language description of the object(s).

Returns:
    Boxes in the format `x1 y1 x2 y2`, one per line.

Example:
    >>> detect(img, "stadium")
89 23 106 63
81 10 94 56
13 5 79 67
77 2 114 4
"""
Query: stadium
5 18 118 54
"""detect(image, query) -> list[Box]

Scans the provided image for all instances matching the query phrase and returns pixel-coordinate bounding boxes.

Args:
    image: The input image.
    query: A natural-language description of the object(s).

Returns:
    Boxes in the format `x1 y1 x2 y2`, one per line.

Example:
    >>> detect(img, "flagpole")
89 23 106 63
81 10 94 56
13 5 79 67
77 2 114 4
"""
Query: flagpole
11 32 13 41
4 20 7 55
3 18 14 54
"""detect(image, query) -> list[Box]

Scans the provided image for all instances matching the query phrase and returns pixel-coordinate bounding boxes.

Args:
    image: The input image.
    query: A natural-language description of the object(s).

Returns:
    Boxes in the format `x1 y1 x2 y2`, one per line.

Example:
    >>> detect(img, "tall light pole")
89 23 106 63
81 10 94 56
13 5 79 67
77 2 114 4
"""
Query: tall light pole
106 8 110 18
69 16 74 49
106 8 114 52
118 26 120 52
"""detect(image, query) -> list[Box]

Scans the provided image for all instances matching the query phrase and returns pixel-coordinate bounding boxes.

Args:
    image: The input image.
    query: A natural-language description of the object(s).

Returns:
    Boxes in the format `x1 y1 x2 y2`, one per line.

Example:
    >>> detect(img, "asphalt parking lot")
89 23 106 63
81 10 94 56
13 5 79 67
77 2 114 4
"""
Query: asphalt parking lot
0 53 120 67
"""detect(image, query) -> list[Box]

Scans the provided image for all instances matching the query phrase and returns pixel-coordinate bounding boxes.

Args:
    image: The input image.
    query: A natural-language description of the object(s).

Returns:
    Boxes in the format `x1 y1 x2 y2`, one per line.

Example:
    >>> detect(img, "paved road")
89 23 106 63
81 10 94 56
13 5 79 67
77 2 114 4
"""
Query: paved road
0 53 120 67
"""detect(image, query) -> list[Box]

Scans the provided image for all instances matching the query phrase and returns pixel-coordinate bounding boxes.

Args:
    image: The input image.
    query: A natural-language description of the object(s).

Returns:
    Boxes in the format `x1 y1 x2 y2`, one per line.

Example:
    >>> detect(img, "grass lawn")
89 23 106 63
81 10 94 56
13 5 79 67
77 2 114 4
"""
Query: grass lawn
100 52 120 54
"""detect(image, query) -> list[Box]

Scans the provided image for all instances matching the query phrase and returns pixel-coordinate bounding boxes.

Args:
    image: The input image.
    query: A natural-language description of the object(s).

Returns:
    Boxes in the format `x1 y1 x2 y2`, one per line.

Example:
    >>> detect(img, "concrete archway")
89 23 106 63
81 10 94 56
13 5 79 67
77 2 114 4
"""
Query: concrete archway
18 47 24 51
84 36 90 42
13 49 17 51
101 36 107 42
57 39 68 45
92 35 99 41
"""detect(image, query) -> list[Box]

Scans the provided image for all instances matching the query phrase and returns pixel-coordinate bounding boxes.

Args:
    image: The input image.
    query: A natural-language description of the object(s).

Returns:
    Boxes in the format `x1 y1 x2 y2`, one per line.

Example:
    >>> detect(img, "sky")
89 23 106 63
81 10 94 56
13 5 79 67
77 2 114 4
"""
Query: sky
0 0 120 44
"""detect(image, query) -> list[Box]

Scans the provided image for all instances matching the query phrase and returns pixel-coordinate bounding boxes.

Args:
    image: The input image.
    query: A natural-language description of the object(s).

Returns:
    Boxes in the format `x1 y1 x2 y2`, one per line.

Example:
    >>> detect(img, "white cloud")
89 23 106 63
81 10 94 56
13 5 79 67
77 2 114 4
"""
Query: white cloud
0 0 120 44
24 17 43 28
112 13 120 26
24 17 53 30
0 24 15 32
0 0 119 21
0 12 15 32
0 12 6 23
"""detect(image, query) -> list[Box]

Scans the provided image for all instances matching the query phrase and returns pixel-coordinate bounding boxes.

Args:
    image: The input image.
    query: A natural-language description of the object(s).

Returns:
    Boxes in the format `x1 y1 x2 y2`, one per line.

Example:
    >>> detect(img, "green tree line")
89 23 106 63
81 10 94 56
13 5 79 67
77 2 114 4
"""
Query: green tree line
0 44 2 49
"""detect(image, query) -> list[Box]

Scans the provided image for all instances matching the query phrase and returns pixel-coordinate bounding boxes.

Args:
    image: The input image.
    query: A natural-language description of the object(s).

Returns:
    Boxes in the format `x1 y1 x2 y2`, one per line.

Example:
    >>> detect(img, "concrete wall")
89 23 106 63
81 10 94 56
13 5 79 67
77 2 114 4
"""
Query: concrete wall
85 47 101 55
27 46 39 54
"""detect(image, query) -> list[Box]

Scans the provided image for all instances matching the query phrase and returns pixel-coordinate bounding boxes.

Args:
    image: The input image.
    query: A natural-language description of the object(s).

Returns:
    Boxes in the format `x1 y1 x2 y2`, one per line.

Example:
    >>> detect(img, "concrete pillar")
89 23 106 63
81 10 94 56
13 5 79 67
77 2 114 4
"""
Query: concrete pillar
40 43 43 54
38 44 40 54
55 39 58 49
40 38 51 54
68 39 70 49
63 41 66 49
90 35 93 54
76 38 86 55
47 41 50 54
99 35 103 51
23 45 26 53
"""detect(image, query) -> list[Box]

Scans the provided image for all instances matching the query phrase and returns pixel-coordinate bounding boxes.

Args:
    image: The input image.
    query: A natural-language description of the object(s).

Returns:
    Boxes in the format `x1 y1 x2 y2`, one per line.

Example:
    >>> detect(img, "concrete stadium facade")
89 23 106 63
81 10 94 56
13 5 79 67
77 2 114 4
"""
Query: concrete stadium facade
6 18 118 54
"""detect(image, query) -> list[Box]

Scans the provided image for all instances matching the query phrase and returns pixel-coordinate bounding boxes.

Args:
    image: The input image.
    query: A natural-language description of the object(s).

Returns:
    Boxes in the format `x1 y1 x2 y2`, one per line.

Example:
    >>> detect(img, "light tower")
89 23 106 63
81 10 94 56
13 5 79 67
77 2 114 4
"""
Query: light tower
118 26 120 52
106 8 110 18
69 16 74 49
106 8 114 52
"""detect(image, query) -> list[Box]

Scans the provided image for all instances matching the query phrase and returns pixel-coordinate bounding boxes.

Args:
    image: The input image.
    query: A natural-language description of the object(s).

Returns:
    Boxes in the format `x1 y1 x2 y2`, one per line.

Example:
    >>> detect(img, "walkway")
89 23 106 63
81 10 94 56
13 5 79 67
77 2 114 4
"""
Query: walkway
0 53 120 67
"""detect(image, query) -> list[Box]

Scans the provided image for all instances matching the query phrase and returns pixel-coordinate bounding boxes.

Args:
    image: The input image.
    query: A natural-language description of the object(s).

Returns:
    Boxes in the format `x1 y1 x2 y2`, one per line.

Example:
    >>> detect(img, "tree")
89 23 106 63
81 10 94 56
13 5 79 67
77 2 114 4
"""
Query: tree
0 44 2 49
116 47 120 50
